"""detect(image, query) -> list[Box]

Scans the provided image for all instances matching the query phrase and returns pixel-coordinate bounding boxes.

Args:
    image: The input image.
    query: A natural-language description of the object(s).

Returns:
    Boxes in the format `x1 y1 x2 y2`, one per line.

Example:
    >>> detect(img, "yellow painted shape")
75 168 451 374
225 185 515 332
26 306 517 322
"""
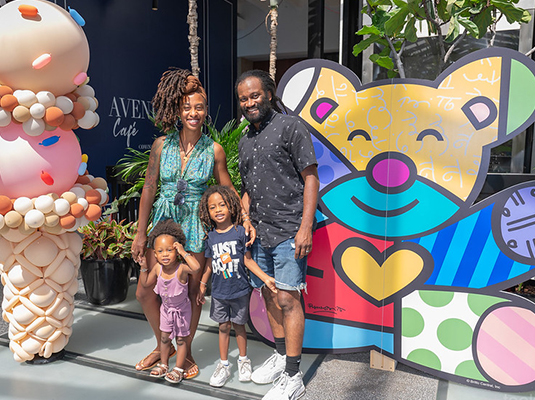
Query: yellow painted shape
300 57 504 201
340 246 424 301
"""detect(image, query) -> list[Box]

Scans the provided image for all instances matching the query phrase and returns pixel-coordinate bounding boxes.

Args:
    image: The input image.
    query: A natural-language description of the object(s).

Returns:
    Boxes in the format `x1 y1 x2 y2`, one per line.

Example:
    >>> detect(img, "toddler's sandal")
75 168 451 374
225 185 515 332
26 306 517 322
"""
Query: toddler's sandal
165 367 184 384
150 363 169 378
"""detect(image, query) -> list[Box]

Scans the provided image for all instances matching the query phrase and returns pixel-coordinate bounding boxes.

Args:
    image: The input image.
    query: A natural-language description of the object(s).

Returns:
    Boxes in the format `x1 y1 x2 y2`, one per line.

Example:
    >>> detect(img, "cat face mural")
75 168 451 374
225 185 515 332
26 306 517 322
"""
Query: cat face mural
248 48 535 392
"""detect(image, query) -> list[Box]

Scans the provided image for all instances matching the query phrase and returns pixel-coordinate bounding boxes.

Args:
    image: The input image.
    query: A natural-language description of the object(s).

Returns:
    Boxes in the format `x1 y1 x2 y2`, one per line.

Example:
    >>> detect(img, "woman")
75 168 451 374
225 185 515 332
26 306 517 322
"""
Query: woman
132 68 254 378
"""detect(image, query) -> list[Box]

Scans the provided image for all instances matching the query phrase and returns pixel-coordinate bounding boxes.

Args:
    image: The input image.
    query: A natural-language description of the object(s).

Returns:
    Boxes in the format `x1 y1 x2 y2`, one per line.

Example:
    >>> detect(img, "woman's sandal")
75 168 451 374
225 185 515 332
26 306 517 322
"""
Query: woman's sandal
183 358 199 380
165 367 184 384
150 363 169 378
135 346 177 371
135 350 160 371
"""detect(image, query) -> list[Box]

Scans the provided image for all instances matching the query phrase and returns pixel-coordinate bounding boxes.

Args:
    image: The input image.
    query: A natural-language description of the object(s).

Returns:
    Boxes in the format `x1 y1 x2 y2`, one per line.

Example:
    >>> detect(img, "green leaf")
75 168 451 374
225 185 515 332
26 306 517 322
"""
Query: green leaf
357 25 383 36
445 16 460 42
491 0 526 23
385 8 410 36
372 8 390 31
472 7 493 37
458 16 479 37
370 53 395 70
404 17 418 42
353 35 381 56
387 69 399 78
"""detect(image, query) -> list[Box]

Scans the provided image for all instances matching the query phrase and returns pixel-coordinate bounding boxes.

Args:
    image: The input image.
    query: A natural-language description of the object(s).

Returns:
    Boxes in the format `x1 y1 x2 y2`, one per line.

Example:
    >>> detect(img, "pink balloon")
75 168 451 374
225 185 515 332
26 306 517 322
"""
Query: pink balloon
0 122 81 198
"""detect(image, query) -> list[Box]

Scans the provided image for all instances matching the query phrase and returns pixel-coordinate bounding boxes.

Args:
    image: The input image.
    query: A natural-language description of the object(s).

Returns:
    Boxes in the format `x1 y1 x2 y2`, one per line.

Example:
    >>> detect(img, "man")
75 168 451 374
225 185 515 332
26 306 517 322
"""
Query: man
236 70 319 400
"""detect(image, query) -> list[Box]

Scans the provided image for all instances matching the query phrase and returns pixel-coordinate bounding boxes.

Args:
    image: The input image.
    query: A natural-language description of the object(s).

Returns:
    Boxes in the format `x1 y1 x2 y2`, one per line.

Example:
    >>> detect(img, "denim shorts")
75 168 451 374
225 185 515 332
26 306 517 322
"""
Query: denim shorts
250 238 307 291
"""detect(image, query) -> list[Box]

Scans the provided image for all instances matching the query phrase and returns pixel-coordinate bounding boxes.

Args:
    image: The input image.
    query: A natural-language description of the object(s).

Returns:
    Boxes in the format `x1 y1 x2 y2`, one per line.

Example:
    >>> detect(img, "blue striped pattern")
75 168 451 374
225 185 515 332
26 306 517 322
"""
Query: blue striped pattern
407 205 535 288
303 319 394 352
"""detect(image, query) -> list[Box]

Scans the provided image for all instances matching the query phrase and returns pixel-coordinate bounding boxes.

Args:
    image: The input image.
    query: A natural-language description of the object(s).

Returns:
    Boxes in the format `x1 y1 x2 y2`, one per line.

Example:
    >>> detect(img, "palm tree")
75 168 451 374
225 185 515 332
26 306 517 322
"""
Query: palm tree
268 1 279 80
187 0 200 77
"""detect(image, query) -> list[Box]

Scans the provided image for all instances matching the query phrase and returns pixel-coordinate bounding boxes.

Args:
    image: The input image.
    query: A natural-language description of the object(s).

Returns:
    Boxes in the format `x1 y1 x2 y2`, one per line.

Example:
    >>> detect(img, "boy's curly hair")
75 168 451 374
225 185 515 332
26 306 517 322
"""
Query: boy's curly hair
198 185 242 234
152 67 207 133
148 219 187 248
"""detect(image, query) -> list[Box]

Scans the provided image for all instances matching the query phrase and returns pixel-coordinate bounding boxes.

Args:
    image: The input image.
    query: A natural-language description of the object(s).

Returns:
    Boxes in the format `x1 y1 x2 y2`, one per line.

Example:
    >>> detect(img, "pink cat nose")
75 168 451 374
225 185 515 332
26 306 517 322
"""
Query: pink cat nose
372 158 410 187
367 152 416 193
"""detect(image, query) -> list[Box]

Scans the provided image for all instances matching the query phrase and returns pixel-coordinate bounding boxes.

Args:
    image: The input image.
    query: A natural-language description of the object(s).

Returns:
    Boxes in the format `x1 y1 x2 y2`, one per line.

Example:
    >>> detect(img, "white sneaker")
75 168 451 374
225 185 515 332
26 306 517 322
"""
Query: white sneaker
251 351 286 384
238 358 252 382
262 371 305 400
209 361 231 387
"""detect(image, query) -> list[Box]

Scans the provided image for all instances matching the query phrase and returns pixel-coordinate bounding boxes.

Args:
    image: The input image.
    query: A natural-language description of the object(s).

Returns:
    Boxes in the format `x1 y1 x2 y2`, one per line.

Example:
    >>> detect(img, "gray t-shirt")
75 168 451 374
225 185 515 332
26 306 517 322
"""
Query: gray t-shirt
239 111 317 248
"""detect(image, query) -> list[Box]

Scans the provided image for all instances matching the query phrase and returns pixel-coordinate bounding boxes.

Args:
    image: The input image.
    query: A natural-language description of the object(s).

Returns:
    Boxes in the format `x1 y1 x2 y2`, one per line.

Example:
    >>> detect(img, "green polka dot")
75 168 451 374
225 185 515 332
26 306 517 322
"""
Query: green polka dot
467 293 508 316
419 290 454 307
437 318 473 350
402 308 424 337
406 348 441 370
455 360 487 381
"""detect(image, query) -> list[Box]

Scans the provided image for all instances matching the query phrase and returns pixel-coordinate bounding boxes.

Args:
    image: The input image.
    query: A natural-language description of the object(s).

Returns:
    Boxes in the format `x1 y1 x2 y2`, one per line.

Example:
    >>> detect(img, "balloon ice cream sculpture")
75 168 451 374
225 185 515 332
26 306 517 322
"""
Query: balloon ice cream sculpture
0 0 107 362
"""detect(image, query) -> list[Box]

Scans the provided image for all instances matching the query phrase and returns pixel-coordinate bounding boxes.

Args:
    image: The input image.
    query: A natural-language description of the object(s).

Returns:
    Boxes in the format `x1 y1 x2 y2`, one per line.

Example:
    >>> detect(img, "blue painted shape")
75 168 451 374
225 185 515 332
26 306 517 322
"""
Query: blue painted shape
452 207 493 286
303 319 394 352
322 177 459 238
315 209 328 223
423 224 457 285
312 135 351 191
39 135 60 147
508 261 533 280
69 7 86 27
434 212 480 286
469 233 501 288
488 251 514 286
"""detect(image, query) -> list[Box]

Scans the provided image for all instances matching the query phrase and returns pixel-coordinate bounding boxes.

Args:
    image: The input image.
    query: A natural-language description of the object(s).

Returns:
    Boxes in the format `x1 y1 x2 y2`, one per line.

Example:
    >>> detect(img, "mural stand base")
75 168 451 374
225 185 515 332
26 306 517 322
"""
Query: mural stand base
370 350 397 372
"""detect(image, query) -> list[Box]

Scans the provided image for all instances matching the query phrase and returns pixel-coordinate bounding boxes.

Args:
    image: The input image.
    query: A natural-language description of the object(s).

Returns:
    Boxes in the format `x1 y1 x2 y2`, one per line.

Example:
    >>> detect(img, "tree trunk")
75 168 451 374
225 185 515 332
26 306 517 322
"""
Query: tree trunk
268 5 278 81
187 0 200 78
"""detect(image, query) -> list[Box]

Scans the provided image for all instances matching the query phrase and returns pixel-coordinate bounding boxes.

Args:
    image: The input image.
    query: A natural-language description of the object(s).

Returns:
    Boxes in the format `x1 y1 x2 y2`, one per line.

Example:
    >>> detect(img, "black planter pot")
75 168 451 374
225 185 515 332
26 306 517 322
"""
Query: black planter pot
80 258 131 305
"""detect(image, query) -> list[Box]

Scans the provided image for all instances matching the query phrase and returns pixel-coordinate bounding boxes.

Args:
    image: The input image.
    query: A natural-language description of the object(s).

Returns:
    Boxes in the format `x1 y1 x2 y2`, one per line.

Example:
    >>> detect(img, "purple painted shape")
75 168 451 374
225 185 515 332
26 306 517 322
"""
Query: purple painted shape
500 186 535 260
372 158 410 187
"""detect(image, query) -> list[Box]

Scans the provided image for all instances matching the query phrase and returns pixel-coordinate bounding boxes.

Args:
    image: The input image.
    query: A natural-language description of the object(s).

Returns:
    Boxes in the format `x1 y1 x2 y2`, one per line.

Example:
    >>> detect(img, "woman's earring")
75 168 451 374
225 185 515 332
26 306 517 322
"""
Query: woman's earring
205 115 213 127
175 118 183 131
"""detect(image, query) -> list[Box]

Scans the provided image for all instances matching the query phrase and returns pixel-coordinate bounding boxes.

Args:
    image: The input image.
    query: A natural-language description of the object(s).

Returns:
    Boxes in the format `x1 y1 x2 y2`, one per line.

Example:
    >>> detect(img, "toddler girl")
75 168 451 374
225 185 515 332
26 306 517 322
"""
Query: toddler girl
138 219 200 383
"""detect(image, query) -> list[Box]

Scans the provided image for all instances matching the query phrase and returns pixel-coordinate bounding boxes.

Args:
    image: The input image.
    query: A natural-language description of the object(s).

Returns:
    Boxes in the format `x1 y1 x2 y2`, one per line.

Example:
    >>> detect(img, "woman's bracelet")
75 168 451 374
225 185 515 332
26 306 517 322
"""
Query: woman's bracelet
200 281 207 286
140 268 148 273
243 218 251 222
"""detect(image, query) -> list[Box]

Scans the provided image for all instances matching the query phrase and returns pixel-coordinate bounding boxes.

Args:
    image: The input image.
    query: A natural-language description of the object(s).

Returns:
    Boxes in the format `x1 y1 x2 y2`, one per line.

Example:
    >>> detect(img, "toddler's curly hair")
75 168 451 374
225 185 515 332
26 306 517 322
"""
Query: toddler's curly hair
198 185 242 234
148 219 187 248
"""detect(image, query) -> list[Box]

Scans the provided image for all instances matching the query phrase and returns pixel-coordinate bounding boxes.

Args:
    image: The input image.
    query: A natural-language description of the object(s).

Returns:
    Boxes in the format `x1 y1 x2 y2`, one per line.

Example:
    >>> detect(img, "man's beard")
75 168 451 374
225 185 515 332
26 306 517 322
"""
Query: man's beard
241 98 271 125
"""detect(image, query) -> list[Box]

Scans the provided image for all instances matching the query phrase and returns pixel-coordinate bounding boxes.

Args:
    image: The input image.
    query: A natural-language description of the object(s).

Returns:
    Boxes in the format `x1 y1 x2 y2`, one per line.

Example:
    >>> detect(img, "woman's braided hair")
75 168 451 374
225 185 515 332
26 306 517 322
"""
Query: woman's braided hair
235 69 287 114
152 67 207 133
198 185 242 235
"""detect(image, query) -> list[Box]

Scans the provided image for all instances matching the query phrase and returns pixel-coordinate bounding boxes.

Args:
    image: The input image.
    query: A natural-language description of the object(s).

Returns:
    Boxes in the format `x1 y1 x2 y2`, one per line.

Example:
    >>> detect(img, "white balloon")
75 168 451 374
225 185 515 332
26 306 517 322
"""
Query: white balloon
36 91 56 108
69 186 85 198
29 102 46 119
55 96 74 114
13 90 37 107
77 197 88 210
24 209 45 228
77 110 97 129
53 198 70 216
75 84 95 97
34 195 54 213
13 197 33 215
22 117 46 136
0 108 11 127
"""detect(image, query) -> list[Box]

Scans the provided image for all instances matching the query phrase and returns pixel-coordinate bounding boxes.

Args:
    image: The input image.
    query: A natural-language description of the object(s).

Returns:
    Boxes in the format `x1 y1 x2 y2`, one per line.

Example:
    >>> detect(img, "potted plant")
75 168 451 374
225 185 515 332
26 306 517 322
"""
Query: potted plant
78 217 137 305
